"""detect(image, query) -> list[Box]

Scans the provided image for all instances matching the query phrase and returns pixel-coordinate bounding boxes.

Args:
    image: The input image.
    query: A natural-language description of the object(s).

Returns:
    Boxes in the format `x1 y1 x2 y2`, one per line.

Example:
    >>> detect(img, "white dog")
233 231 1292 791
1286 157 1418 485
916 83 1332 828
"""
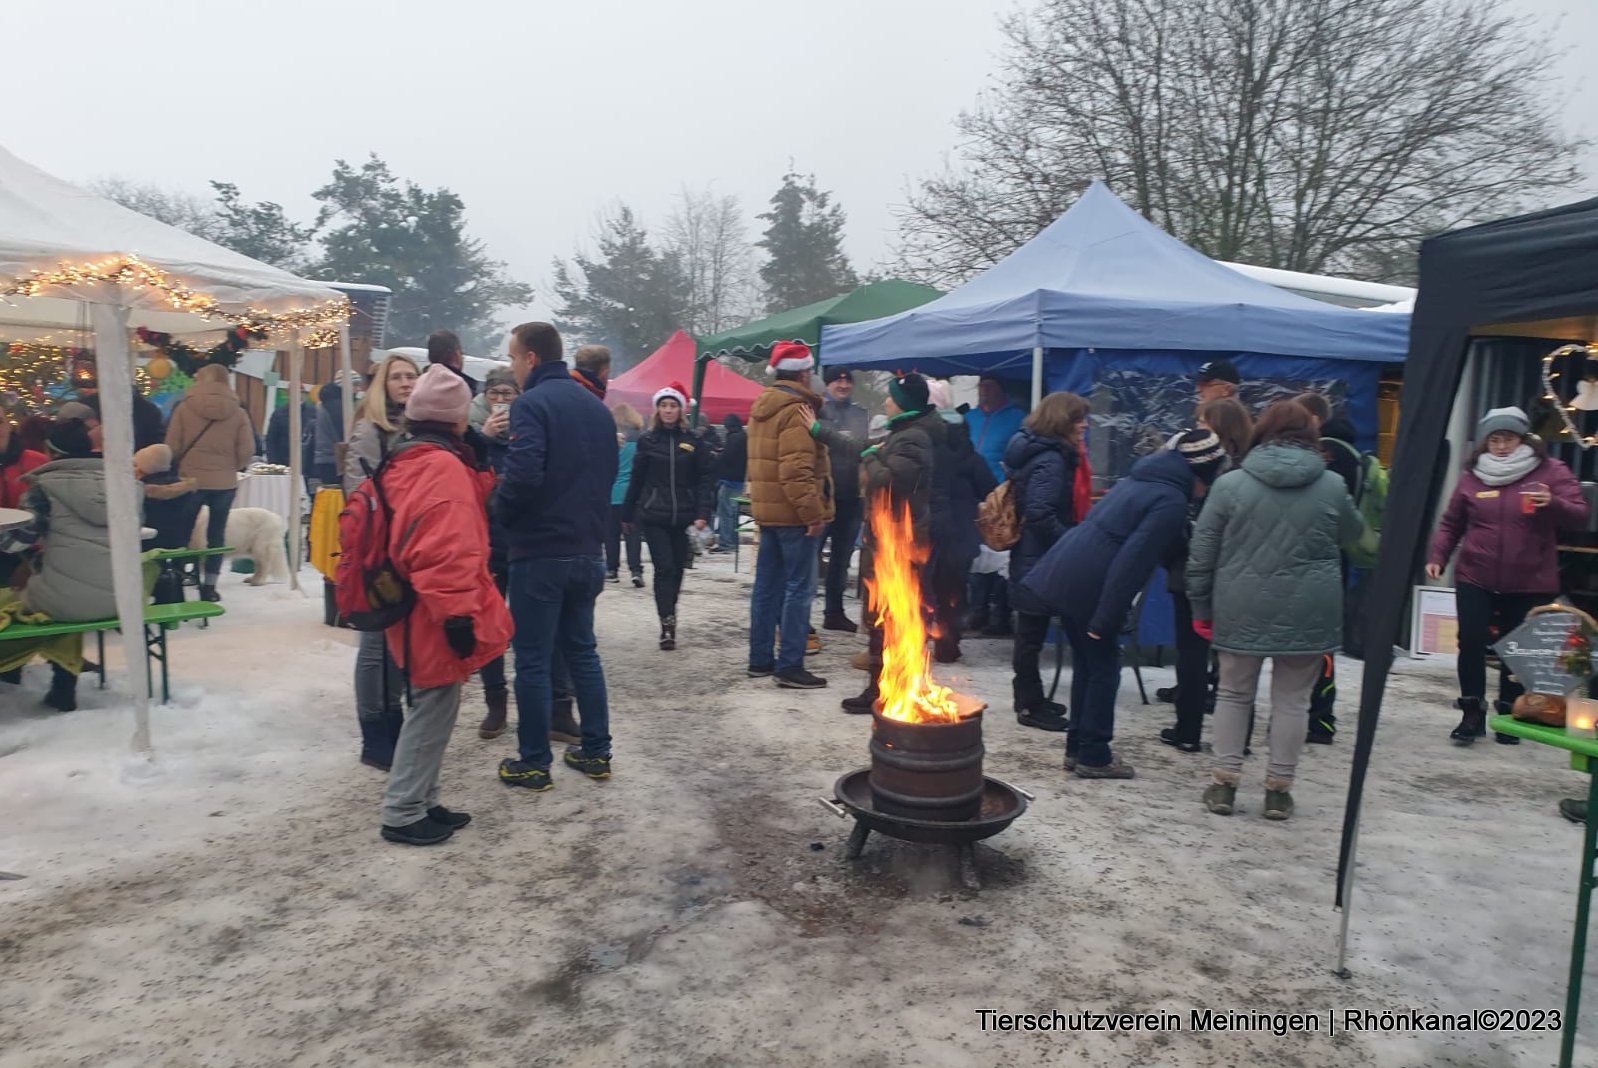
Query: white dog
190 506 289 585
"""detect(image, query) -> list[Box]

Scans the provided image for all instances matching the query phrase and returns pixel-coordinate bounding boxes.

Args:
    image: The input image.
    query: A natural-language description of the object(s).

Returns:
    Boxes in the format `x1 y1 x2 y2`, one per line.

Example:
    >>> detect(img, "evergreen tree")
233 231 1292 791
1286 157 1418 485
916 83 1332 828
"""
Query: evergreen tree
209 181 318 273
756 171 858 312
551 206 692 368
313 155 532 350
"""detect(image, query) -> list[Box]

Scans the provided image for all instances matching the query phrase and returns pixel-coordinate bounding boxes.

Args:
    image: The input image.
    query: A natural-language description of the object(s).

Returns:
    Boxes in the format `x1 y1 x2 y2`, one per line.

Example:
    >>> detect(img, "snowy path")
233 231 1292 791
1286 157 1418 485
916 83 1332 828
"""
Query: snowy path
0 557 1590 1067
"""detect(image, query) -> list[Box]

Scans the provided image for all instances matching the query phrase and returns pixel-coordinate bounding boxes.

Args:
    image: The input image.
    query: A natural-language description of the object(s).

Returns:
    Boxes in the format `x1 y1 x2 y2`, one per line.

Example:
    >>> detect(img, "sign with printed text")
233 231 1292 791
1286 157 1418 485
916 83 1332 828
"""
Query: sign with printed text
1494 606 1593 697
1411 586 1458 657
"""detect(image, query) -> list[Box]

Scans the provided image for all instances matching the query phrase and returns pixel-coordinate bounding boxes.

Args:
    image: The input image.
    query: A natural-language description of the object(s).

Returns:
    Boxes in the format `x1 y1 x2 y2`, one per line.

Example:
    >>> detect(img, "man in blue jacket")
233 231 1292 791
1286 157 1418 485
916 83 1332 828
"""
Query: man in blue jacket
495 322 619 793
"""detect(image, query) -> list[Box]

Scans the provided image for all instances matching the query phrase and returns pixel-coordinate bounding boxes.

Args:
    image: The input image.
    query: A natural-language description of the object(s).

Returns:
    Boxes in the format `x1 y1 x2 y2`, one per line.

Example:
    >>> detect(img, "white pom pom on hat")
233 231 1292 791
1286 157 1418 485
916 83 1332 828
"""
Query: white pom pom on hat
652 381 689 408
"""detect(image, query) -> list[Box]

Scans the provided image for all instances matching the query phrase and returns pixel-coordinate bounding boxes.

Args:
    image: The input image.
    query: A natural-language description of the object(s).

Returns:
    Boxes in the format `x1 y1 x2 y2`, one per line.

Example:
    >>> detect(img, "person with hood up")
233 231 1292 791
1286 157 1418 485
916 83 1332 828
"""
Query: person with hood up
1025 430 1226 778
1426 405 1587 745
1187 400 1365 820
135 443 197 604
373 365 512 845
622 381 715 651
0 419 120 710
745 342 833 690
1004 391 1089 732
163 362 256 602
310 374 350 487
926 379 995 664
842 373 948 714
711 413 747 554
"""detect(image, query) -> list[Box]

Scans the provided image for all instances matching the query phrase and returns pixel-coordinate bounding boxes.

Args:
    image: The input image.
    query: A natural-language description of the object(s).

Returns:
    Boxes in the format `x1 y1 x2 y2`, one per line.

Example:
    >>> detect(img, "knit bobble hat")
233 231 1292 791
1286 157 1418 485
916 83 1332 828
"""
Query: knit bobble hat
134 443 172 475
652 381 688 408
1478 406 1531 440
888 372 930 413
1175 427 1227 484
767 341 815 375
404 364 472 425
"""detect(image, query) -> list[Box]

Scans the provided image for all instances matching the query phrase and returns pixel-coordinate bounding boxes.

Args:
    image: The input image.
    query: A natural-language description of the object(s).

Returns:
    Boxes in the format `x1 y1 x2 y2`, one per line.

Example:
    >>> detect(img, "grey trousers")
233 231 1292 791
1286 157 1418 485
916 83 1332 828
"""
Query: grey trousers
355 628 404 723
381 682 462 827
1211 651 1323 784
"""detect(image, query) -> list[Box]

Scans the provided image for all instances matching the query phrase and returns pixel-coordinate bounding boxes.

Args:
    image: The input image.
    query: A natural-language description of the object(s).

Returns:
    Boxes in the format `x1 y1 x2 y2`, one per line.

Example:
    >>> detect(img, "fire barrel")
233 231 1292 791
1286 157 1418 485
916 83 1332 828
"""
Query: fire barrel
868 705 985 822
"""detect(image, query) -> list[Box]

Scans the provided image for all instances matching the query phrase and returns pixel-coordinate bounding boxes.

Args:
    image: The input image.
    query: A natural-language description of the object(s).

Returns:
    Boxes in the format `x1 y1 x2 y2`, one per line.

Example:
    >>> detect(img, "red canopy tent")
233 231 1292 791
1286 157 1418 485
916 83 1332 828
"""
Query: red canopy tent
607 329 762 423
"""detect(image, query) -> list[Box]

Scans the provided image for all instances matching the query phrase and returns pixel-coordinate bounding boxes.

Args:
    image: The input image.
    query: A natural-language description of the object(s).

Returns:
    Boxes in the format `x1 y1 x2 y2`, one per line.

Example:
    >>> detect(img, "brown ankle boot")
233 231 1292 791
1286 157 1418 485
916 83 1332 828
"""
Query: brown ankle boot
550 696 582 745
478 688 510 739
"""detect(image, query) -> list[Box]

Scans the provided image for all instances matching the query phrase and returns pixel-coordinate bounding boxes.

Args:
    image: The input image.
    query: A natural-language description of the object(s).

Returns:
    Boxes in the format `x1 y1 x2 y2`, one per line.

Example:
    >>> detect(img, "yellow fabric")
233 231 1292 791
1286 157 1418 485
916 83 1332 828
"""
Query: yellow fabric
310 486 345 582
0 588 84 674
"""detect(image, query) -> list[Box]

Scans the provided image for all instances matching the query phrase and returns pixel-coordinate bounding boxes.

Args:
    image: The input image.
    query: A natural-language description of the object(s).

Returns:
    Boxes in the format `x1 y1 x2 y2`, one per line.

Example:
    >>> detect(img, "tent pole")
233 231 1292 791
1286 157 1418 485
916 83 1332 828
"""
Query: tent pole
1335 815 1361 976
338 322 355 446
691 353 709 430
1030 346 1044 408
89 298 153 755
287 332 304 594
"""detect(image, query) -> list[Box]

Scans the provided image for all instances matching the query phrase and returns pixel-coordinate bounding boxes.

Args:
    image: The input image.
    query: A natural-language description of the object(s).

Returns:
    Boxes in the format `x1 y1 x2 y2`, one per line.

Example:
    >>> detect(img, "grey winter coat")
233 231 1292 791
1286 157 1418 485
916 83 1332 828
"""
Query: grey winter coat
820 395 871 501
20 458 128 622
1186 443 1364 657
343 411 405 494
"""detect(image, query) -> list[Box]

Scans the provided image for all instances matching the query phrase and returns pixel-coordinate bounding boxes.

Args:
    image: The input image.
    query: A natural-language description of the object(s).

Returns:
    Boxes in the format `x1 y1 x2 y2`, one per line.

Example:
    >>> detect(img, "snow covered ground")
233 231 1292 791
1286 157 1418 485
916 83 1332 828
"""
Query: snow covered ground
1 555 1592 1067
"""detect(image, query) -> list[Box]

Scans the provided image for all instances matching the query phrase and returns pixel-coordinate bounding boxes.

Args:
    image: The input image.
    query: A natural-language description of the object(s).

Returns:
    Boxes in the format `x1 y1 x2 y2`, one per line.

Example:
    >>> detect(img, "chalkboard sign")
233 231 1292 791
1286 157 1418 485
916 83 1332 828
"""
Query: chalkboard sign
1493 607 1594 696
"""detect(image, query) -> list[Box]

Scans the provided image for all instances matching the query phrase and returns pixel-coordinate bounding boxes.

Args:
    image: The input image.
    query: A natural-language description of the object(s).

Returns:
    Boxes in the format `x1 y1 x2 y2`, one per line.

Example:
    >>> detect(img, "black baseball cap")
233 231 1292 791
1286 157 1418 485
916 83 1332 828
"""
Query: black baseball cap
1194 358 1240 385
822 365 853 384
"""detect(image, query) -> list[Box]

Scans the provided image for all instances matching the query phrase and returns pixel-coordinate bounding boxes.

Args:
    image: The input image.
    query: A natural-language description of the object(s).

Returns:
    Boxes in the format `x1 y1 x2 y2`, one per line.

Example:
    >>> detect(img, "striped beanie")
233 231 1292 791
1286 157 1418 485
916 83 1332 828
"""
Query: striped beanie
1175 428 1226 483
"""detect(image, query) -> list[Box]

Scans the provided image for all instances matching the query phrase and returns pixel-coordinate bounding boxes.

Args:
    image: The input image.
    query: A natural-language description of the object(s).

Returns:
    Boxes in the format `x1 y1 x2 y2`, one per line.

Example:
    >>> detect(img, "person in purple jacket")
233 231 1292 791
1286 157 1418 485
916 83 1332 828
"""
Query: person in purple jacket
1426 406 1589 745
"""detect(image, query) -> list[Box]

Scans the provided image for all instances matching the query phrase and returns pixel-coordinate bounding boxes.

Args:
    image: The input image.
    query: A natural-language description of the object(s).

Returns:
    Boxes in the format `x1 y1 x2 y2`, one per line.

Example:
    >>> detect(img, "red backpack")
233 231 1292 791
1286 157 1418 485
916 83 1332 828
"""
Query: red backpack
333 443 421 631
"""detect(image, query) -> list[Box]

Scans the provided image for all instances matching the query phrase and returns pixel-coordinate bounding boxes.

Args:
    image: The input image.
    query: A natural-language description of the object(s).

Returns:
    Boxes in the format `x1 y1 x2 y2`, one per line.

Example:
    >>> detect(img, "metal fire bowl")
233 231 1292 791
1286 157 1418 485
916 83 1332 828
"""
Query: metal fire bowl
828 769 1029 846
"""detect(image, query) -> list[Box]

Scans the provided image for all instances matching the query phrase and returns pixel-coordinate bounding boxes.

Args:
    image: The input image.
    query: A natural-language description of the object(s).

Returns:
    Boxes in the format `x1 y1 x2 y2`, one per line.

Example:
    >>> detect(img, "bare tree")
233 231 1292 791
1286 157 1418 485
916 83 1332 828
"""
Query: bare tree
90 177 225 242
664 186 758 335
897 0 1586 286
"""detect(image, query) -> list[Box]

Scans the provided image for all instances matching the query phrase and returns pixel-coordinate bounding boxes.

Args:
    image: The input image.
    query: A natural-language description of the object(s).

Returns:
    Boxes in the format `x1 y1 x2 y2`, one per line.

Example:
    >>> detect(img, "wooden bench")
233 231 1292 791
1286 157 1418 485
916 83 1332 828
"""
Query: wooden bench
0 600 225 703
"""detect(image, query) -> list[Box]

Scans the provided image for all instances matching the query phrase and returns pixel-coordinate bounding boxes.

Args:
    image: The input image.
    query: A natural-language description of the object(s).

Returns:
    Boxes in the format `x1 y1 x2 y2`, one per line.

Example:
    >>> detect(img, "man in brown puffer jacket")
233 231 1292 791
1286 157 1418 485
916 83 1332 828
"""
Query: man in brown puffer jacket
745 341 834 689
164 362 255 601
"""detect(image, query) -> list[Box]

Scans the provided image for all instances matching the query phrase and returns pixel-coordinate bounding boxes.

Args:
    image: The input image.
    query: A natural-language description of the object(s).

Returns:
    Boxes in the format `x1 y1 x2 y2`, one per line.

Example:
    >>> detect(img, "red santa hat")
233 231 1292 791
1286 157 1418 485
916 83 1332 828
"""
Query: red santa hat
767 341 815 376
652 381 688 408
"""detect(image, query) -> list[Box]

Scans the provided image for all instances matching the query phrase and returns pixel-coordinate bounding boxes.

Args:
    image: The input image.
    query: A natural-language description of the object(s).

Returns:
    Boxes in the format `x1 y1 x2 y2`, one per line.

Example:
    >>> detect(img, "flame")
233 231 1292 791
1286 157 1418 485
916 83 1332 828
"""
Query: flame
865 494 963 723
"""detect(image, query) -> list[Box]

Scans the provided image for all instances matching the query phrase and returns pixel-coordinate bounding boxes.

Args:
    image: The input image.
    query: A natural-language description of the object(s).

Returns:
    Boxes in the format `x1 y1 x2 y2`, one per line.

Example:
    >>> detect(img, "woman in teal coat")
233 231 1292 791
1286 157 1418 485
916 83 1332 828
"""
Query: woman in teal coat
1186 400 1364 821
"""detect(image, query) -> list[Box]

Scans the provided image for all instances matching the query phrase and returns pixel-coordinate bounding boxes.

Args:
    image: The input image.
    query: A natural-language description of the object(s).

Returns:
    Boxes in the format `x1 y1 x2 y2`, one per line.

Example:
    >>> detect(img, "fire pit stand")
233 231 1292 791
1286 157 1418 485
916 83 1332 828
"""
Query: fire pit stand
819 769 1032 891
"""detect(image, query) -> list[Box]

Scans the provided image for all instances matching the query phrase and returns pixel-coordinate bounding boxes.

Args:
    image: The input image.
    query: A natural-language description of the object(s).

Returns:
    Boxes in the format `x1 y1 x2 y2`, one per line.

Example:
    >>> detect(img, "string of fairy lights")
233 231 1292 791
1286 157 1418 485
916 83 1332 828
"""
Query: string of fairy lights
0 255 348 416
1540 342 1598 447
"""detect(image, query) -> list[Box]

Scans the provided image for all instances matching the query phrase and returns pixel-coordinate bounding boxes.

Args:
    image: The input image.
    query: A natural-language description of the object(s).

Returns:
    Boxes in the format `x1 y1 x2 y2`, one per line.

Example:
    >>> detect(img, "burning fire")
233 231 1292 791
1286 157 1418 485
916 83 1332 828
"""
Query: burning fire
865 494 963 723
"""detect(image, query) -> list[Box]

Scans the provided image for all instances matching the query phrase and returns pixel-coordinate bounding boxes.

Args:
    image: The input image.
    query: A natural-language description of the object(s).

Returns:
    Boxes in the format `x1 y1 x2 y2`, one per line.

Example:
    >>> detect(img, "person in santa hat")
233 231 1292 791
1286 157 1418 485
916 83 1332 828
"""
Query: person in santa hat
745 342 835 689
621 381 716 650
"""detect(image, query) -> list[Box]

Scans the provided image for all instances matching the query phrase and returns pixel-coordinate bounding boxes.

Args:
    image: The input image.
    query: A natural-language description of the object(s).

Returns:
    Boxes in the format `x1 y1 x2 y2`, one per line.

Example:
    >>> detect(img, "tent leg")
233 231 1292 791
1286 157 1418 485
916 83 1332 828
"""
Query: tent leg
1030 345 1044 408
287 334 304 593
338 322 355 449
1335 815 1361 977
88 297 152 755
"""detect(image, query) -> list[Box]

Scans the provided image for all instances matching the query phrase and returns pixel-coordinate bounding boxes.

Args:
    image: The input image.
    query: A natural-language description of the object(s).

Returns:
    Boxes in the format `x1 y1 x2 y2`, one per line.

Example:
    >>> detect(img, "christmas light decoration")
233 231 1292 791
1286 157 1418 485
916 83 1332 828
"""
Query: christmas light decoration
1540 342 1598 447
0 255 350 336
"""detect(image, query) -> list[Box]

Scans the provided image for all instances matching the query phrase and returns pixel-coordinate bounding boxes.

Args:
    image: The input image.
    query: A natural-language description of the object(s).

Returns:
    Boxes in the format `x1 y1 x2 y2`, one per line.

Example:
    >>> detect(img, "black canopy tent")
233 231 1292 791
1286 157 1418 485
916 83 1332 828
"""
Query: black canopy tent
1338 197 1598 958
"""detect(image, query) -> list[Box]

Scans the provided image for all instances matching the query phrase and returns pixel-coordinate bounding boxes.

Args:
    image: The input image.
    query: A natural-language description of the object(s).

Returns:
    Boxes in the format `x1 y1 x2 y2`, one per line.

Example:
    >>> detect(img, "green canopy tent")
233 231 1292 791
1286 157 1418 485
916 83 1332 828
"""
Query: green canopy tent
691 279 940 421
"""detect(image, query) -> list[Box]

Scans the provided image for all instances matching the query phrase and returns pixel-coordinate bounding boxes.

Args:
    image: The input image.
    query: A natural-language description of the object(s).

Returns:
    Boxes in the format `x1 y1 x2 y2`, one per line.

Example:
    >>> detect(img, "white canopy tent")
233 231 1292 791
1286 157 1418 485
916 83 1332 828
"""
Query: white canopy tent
0 145 350 752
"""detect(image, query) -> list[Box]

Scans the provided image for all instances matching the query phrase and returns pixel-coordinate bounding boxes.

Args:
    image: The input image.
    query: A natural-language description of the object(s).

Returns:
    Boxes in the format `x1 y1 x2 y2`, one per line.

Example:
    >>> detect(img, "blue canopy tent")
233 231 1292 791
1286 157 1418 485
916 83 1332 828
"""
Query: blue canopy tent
821 182 1411 470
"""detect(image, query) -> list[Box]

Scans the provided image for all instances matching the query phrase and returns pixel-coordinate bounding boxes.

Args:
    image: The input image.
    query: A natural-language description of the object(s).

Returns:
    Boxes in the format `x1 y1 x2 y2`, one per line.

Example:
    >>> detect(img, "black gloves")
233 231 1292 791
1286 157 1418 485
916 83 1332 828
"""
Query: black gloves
443 616 475 658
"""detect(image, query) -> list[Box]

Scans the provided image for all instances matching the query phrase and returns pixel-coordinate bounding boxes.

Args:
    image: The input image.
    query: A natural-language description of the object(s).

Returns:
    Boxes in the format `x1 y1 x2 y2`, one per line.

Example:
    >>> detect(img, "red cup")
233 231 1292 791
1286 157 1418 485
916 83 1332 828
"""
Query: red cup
1522 482 1549 514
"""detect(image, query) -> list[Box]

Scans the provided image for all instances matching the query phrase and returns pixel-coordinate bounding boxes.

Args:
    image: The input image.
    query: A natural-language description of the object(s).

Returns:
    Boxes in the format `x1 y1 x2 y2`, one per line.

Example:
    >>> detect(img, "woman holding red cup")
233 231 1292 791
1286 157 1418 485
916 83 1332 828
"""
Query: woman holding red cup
1426 406 1588 744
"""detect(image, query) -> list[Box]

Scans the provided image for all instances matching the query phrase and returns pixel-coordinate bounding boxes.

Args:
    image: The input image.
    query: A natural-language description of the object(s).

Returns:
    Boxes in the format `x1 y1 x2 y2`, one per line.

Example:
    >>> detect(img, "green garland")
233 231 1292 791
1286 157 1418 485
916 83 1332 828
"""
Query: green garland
136 324 265 375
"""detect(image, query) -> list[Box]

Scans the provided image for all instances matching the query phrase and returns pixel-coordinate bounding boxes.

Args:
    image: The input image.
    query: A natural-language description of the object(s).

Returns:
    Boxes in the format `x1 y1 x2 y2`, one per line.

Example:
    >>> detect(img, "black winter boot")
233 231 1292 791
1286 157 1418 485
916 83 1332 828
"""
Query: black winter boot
478 688 509 739
358 717 393 771
841 682 878 715
43 664 77 712
1450 698 1487 746
550 696 581 745
659 615 676 651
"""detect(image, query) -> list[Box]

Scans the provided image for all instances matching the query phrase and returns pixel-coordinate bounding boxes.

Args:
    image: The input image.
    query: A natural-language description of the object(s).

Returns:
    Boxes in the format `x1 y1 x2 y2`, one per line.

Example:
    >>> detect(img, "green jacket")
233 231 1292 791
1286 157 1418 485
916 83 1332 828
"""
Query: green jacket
1187 443 1364 657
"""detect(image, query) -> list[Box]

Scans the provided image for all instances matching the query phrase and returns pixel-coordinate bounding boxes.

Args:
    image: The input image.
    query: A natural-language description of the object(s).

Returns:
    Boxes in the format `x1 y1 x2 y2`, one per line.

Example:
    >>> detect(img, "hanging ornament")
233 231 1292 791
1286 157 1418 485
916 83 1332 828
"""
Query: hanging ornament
147 355 172 380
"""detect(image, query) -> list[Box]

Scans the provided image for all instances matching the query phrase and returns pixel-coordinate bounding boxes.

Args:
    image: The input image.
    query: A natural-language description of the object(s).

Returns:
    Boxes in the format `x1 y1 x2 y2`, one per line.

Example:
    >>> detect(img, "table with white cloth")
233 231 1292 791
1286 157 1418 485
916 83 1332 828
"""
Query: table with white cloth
233 471 304 524
0 507 31 529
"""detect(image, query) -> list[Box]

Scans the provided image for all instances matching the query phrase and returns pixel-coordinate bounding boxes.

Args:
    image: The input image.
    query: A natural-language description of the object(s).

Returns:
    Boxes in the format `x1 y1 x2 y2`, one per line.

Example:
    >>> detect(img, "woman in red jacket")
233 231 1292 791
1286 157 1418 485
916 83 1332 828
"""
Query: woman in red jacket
1426 406 1588 745
1 413 47 509
376 366 514 846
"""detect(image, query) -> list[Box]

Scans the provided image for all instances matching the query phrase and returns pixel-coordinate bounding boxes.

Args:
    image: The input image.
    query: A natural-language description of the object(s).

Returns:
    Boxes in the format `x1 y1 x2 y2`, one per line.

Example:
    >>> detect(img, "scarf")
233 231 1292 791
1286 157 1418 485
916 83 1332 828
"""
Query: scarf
1073 452 1094 522
1474 444 1540 487
571 367 607 401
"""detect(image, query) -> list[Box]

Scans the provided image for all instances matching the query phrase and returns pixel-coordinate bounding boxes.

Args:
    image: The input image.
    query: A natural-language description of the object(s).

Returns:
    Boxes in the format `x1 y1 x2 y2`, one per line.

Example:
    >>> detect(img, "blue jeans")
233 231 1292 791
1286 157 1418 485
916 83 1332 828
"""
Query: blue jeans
749 525 818 672
1062 614 1122 767
510 556 611 768
715 481 744 549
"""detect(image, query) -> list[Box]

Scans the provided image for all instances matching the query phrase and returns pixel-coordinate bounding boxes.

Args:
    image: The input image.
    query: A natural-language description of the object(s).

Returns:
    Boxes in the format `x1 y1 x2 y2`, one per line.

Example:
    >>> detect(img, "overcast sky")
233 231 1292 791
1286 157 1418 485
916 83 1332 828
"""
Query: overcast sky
8 0 1596 339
